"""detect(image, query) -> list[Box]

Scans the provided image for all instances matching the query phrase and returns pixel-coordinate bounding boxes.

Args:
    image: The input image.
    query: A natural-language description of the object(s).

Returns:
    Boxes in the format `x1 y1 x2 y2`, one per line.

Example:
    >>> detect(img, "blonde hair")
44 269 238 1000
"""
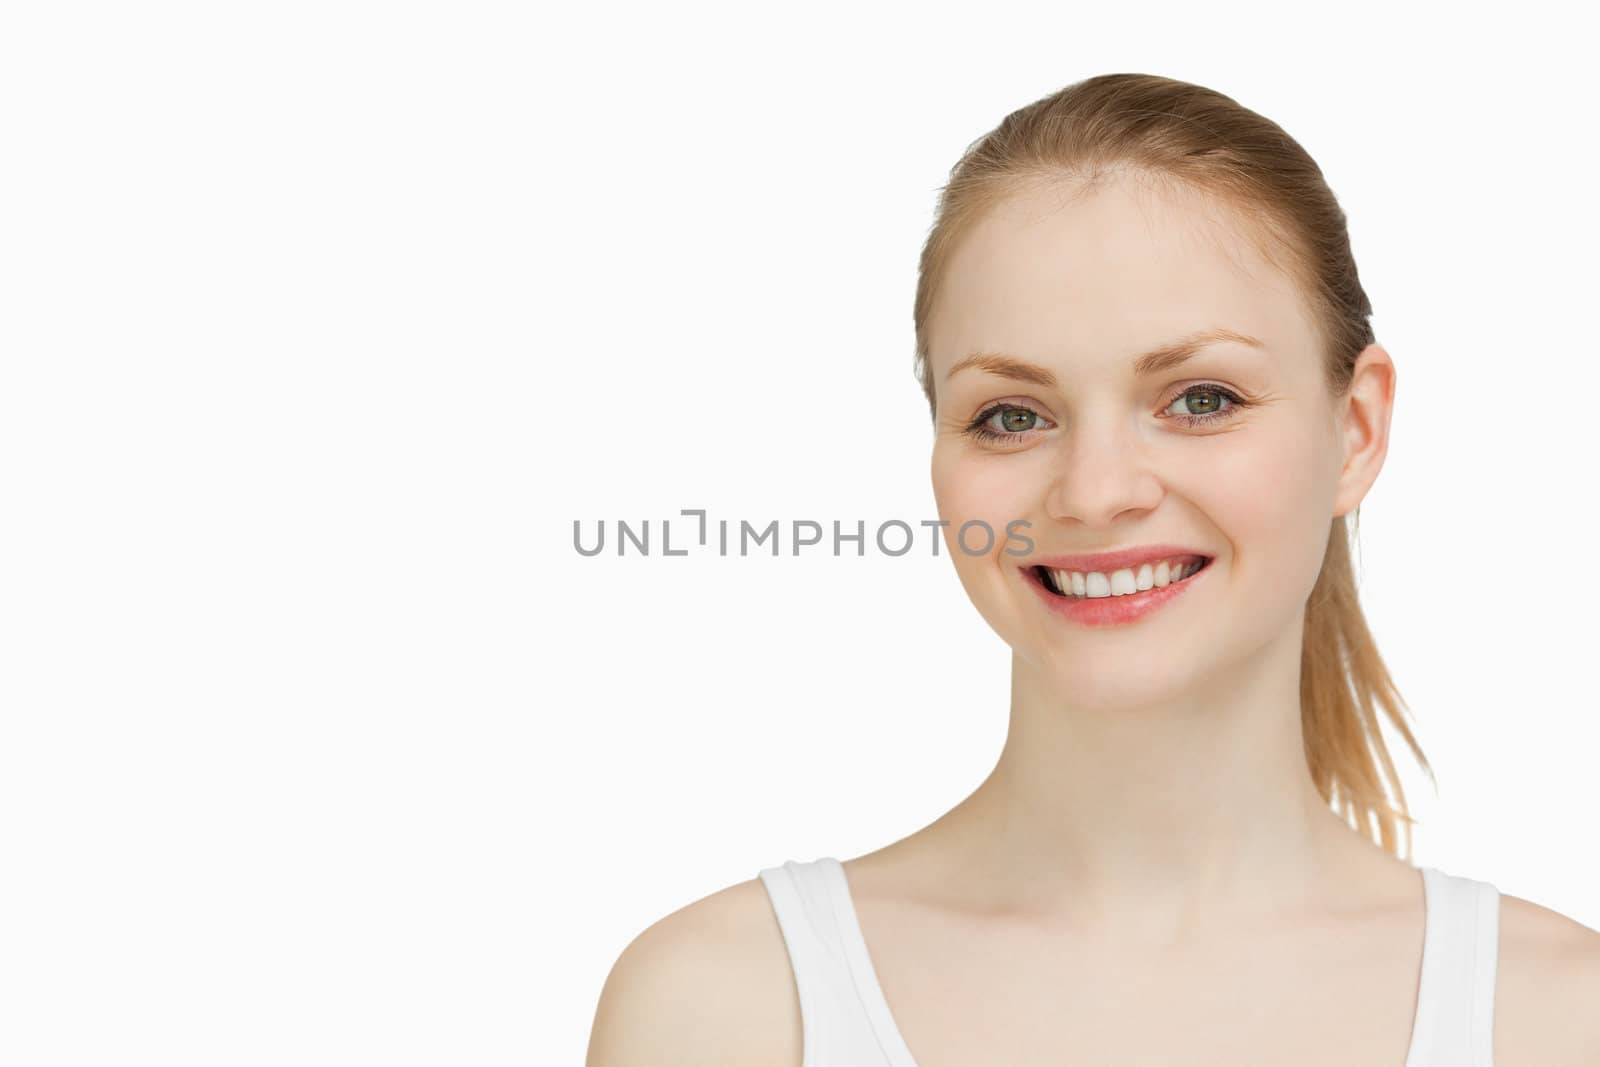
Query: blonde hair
912 73 1432 859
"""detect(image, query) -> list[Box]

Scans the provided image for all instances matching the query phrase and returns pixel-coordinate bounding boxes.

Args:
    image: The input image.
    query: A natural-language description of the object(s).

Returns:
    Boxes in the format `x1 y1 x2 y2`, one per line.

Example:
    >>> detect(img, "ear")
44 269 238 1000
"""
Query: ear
1332 343 1396 519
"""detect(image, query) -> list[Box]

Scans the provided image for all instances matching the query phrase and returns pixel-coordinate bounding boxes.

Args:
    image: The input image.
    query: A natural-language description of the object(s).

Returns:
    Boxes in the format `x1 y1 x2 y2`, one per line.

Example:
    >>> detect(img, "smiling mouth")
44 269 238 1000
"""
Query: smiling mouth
1029 557 1213 600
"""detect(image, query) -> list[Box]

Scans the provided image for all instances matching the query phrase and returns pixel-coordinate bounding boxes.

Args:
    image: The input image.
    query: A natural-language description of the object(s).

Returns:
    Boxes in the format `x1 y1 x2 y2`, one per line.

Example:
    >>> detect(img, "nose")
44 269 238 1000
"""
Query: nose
1043 415 1164 526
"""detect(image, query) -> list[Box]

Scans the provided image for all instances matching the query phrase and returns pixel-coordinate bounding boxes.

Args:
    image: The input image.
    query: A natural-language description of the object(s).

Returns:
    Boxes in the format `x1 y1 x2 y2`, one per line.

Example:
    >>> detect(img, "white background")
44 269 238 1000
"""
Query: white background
3 2 1596 1064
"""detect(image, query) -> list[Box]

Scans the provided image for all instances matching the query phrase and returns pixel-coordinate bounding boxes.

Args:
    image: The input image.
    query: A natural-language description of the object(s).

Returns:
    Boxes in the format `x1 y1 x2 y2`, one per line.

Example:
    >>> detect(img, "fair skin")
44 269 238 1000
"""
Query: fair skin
587 172 1600 1067
918 170 1390 941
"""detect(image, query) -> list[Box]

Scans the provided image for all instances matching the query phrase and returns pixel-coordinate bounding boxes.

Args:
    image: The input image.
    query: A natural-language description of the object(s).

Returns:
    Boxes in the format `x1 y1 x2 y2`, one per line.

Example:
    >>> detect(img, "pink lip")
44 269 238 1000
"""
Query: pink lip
1025 543 1212 573
1023 556 1211 629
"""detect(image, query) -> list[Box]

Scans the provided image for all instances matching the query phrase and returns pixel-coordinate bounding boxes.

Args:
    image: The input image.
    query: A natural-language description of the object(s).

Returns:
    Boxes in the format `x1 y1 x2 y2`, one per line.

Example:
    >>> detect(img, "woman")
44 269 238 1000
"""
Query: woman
587 73 1600 1066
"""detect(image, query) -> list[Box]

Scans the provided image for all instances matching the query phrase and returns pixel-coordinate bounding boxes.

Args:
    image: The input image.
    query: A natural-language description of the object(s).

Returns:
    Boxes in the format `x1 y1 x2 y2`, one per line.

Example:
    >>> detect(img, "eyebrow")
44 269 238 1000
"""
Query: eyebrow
944 327 1267 387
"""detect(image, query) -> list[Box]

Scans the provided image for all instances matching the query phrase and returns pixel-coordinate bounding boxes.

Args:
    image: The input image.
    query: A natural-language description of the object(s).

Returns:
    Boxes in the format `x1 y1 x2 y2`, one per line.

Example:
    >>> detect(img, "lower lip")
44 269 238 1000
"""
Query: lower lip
1025 561 1211 628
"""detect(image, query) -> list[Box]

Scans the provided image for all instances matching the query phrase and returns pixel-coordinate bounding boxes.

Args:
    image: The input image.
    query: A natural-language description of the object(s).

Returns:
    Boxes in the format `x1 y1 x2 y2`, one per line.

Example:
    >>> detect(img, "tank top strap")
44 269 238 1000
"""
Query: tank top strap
1404 866 1501 1067
758 857 904 1067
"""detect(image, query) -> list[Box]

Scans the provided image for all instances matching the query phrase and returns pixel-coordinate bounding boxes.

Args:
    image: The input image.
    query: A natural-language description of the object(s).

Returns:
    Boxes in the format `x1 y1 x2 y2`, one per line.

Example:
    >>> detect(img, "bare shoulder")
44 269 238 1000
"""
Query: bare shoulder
1495 890 1600 1066
585 872 802 1067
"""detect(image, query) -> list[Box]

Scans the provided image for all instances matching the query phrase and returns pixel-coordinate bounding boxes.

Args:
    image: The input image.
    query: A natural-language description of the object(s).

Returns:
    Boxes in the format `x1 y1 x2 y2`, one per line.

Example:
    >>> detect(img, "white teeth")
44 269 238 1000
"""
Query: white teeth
1044 557 1206 599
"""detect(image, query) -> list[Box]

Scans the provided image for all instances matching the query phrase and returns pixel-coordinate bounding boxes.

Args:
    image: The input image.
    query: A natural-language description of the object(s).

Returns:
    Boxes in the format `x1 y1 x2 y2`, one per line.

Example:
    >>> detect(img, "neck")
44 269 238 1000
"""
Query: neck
931 625 1392 944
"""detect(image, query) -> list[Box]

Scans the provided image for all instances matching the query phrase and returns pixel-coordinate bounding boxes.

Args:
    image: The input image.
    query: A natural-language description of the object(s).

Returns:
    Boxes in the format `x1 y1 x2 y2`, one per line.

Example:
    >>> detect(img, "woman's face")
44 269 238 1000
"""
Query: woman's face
926 174 1377 706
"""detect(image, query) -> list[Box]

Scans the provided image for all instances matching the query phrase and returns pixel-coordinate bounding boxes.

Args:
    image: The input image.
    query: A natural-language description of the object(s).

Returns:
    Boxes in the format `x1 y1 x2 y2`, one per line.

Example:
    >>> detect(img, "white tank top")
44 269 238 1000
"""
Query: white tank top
759 857 1501 1067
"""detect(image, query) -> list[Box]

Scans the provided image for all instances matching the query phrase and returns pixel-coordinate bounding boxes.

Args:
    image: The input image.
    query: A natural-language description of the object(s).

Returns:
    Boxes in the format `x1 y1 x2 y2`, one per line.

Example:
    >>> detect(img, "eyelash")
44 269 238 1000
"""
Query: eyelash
963 384 1252 445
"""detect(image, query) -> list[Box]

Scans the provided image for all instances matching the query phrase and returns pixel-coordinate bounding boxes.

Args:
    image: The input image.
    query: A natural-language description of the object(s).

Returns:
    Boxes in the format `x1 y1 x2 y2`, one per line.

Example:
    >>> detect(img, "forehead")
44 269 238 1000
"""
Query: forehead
927 174 1318 374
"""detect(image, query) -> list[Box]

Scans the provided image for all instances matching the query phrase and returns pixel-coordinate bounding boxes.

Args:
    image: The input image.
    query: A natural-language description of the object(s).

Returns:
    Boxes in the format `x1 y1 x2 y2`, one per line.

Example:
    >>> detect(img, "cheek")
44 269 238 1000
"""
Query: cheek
929 443 1041 646
930 445 1041 563
1198 423 1338 595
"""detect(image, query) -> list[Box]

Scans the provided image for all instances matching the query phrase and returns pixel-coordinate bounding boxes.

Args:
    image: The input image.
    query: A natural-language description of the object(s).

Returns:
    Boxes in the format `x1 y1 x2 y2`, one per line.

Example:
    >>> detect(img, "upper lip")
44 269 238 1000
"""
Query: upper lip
1025 544 1213 573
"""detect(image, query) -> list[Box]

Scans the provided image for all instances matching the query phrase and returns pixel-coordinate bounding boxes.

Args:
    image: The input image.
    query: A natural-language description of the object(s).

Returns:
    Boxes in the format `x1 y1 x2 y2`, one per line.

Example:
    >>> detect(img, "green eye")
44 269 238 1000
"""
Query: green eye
964 403 1048 445
1163 384 1250 427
